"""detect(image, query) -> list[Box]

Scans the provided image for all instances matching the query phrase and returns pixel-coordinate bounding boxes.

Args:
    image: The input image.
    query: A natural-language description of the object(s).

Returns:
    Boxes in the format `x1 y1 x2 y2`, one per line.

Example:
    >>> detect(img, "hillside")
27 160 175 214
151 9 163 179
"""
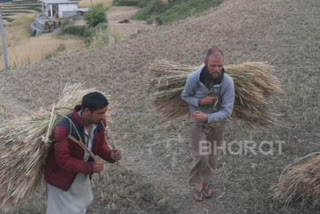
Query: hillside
0 0 320 213
133 0 224 24
1 0 41 22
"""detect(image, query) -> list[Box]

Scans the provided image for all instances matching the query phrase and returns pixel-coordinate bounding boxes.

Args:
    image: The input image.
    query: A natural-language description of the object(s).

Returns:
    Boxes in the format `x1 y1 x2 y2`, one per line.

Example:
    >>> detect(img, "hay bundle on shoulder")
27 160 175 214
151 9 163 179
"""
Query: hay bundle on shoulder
0 83 106 209
148 60 281 126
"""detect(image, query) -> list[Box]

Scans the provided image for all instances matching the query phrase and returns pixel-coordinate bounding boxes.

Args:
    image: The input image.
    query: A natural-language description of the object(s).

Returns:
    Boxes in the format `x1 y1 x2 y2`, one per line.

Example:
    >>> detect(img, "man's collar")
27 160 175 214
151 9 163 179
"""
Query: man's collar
72 105 85 126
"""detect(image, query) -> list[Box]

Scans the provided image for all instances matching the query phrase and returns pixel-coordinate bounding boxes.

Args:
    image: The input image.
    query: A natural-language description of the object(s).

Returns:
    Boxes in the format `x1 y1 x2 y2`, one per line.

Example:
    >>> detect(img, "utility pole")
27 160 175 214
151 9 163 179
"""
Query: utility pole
0 3 9 70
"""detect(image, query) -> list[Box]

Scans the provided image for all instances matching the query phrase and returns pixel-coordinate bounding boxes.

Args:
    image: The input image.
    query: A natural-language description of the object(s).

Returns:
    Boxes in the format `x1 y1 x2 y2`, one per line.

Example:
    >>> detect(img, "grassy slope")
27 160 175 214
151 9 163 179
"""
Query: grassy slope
1 0 41 22
133 0 224 24
0 2 86 70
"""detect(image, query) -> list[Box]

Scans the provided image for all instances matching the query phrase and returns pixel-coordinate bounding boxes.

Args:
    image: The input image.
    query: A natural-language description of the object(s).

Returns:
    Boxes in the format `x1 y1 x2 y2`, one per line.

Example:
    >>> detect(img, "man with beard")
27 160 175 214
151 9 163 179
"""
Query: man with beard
181 48 235 201
45 92 122 213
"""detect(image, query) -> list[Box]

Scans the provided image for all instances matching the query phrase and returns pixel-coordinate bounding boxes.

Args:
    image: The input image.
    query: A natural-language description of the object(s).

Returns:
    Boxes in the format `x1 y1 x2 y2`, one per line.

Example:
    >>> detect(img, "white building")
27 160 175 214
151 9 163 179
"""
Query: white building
41 0 88 18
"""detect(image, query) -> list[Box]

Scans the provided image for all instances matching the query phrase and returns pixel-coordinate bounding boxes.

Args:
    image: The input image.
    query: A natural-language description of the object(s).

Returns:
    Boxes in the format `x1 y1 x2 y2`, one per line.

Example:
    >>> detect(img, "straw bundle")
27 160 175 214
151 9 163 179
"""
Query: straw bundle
274 153 320 206
148 60 281 125
0 83 105 209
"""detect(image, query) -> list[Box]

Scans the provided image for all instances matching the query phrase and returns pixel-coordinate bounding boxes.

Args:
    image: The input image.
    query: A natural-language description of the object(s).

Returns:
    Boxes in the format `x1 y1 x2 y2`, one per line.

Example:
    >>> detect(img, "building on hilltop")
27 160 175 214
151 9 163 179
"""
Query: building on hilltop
30 0 88 36
40 0 88 19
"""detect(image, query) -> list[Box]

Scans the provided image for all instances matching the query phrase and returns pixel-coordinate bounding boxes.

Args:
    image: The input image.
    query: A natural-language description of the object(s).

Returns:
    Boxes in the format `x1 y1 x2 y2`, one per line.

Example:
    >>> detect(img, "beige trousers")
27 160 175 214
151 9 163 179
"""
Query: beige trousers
188 119 225 184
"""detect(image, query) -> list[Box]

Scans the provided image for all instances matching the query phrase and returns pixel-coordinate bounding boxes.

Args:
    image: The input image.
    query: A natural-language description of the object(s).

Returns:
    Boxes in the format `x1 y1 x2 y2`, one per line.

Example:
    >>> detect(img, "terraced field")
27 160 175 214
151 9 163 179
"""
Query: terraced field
1 0 42 22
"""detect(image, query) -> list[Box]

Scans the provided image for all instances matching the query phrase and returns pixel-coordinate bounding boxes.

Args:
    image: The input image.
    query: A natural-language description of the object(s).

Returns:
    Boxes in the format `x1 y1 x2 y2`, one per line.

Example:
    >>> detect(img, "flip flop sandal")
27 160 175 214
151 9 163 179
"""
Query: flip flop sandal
203 184 213 198
193 188 205 201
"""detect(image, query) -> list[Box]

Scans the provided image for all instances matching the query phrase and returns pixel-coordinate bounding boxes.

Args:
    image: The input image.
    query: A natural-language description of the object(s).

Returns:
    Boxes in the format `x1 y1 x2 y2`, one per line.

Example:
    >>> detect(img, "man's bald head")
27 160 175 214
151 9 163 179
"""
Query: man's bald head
204 48 224 62
204 48 225 79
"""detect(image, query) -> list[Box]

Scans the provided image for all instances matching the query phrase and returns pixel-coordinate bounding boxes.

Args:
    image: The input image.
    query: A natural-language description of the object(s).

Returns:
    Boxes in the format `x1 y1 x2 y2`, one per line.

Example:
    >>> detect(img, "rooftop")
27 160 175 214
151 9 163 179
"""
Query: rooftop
40 0 78 4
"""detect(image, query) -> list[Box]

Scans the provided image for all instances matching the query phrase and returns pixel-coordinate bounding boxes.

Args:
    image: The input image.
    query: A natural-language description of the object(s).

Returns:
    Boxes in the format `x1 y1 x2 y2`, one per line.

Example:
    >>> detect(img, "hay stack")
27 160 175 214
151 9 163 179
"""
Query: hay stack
148 60 281 125
0 83 104 209
274 154 320 206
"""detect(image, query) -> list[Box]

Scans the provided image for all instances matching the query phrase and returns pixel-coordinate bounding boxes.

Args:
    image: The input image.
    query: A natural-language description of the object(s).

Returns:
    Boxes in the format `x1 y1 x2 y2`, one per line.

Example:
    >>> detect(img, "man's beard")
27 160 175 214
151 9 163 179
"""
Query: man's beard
93 120 102 125
204 66 224 90
205 66 221 81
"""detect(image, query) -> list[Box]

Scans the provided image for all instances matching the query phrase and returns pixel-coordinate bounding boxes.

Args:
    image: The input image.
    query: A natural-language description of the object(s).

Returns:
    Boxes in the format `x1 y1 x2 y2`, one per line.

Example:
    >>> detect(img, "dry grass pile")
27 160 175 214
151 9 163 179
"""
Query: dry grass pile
148 60 281 125
0 83 103 209
78 0 113 8
274 154 320 207
0 36 84 70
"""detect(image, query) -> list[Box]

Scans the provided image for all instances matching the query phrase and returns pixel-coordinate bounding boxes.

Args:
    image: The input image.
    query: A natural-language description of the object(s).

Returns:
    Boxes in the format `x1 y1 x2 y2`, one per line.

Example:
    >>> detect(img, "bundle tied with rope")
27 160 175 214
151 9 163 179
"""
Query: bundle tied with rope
148 60 281 126
0 83 113 209
274 153 320 206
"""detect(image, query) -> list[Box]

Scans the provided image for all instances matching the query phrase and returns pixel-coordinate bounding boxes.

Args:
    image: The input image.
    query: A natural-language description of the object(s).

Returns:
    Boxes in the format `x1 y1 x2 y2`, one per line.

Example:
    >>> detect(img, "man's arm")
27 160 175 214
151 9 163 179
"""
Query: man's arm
53 126 94 174
207 77 235 123
95 132 118 163
181 74 200 107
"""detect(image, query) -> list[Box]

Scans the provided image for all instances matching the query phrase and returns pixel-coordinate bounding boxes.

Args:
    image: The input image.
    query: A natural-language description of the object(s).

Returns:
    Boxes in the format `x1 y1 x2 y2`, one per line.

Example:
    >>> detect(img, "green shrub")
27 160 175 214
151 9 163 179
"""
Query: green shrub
85 5 107 27
113 0 140 6
63 26 94 38
137 0 149 8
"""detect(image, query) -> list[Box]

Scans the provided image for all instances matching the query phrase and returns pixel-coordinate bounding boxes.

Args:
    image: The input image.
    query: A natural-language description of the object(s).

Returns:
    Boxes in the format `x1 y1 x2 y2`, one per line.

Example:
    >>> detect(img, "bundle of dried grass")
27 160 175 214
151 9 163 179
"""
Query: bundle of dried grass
0 83 105 209
274 153 320 206
148 60 281 125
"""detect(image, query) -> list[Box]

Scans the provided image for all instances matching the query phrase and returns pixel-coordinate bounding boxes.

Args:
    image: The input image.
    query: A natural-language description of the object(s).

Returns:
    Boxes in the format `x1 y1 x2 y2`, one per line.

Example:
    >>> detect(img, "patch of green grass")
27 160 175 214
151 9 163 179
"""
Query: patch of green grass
11 14 36 26
12 0 39 2
137 0 149 8
2 11 35 16
1 0 42 20
9 0 40 3
3 5 40 8
45 44 66 60
113 0 140 6
3 17 15 22
63 26 95 39
5 3 41 5
133 0 224 25
62 24 111 47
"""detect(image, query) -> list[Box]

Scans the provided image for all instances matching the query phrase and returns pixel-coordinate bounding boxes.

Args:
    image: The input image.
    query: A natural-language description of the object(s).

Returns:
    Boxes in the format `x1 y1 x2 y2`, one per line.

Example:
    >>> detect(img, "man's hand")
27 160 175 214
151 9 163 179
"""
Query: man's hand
199 96 216 106
93 159 104 173
192 111 208 122
111 149 122 161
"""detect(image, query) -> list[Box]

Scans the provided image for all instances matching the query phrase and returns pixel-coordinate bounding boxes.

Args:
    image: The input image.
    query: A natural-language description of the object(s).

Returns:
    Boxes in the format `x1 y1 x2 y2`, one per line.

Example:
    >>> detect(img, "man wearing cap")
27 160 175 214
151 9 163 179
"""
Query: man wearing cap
45 92 122 213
